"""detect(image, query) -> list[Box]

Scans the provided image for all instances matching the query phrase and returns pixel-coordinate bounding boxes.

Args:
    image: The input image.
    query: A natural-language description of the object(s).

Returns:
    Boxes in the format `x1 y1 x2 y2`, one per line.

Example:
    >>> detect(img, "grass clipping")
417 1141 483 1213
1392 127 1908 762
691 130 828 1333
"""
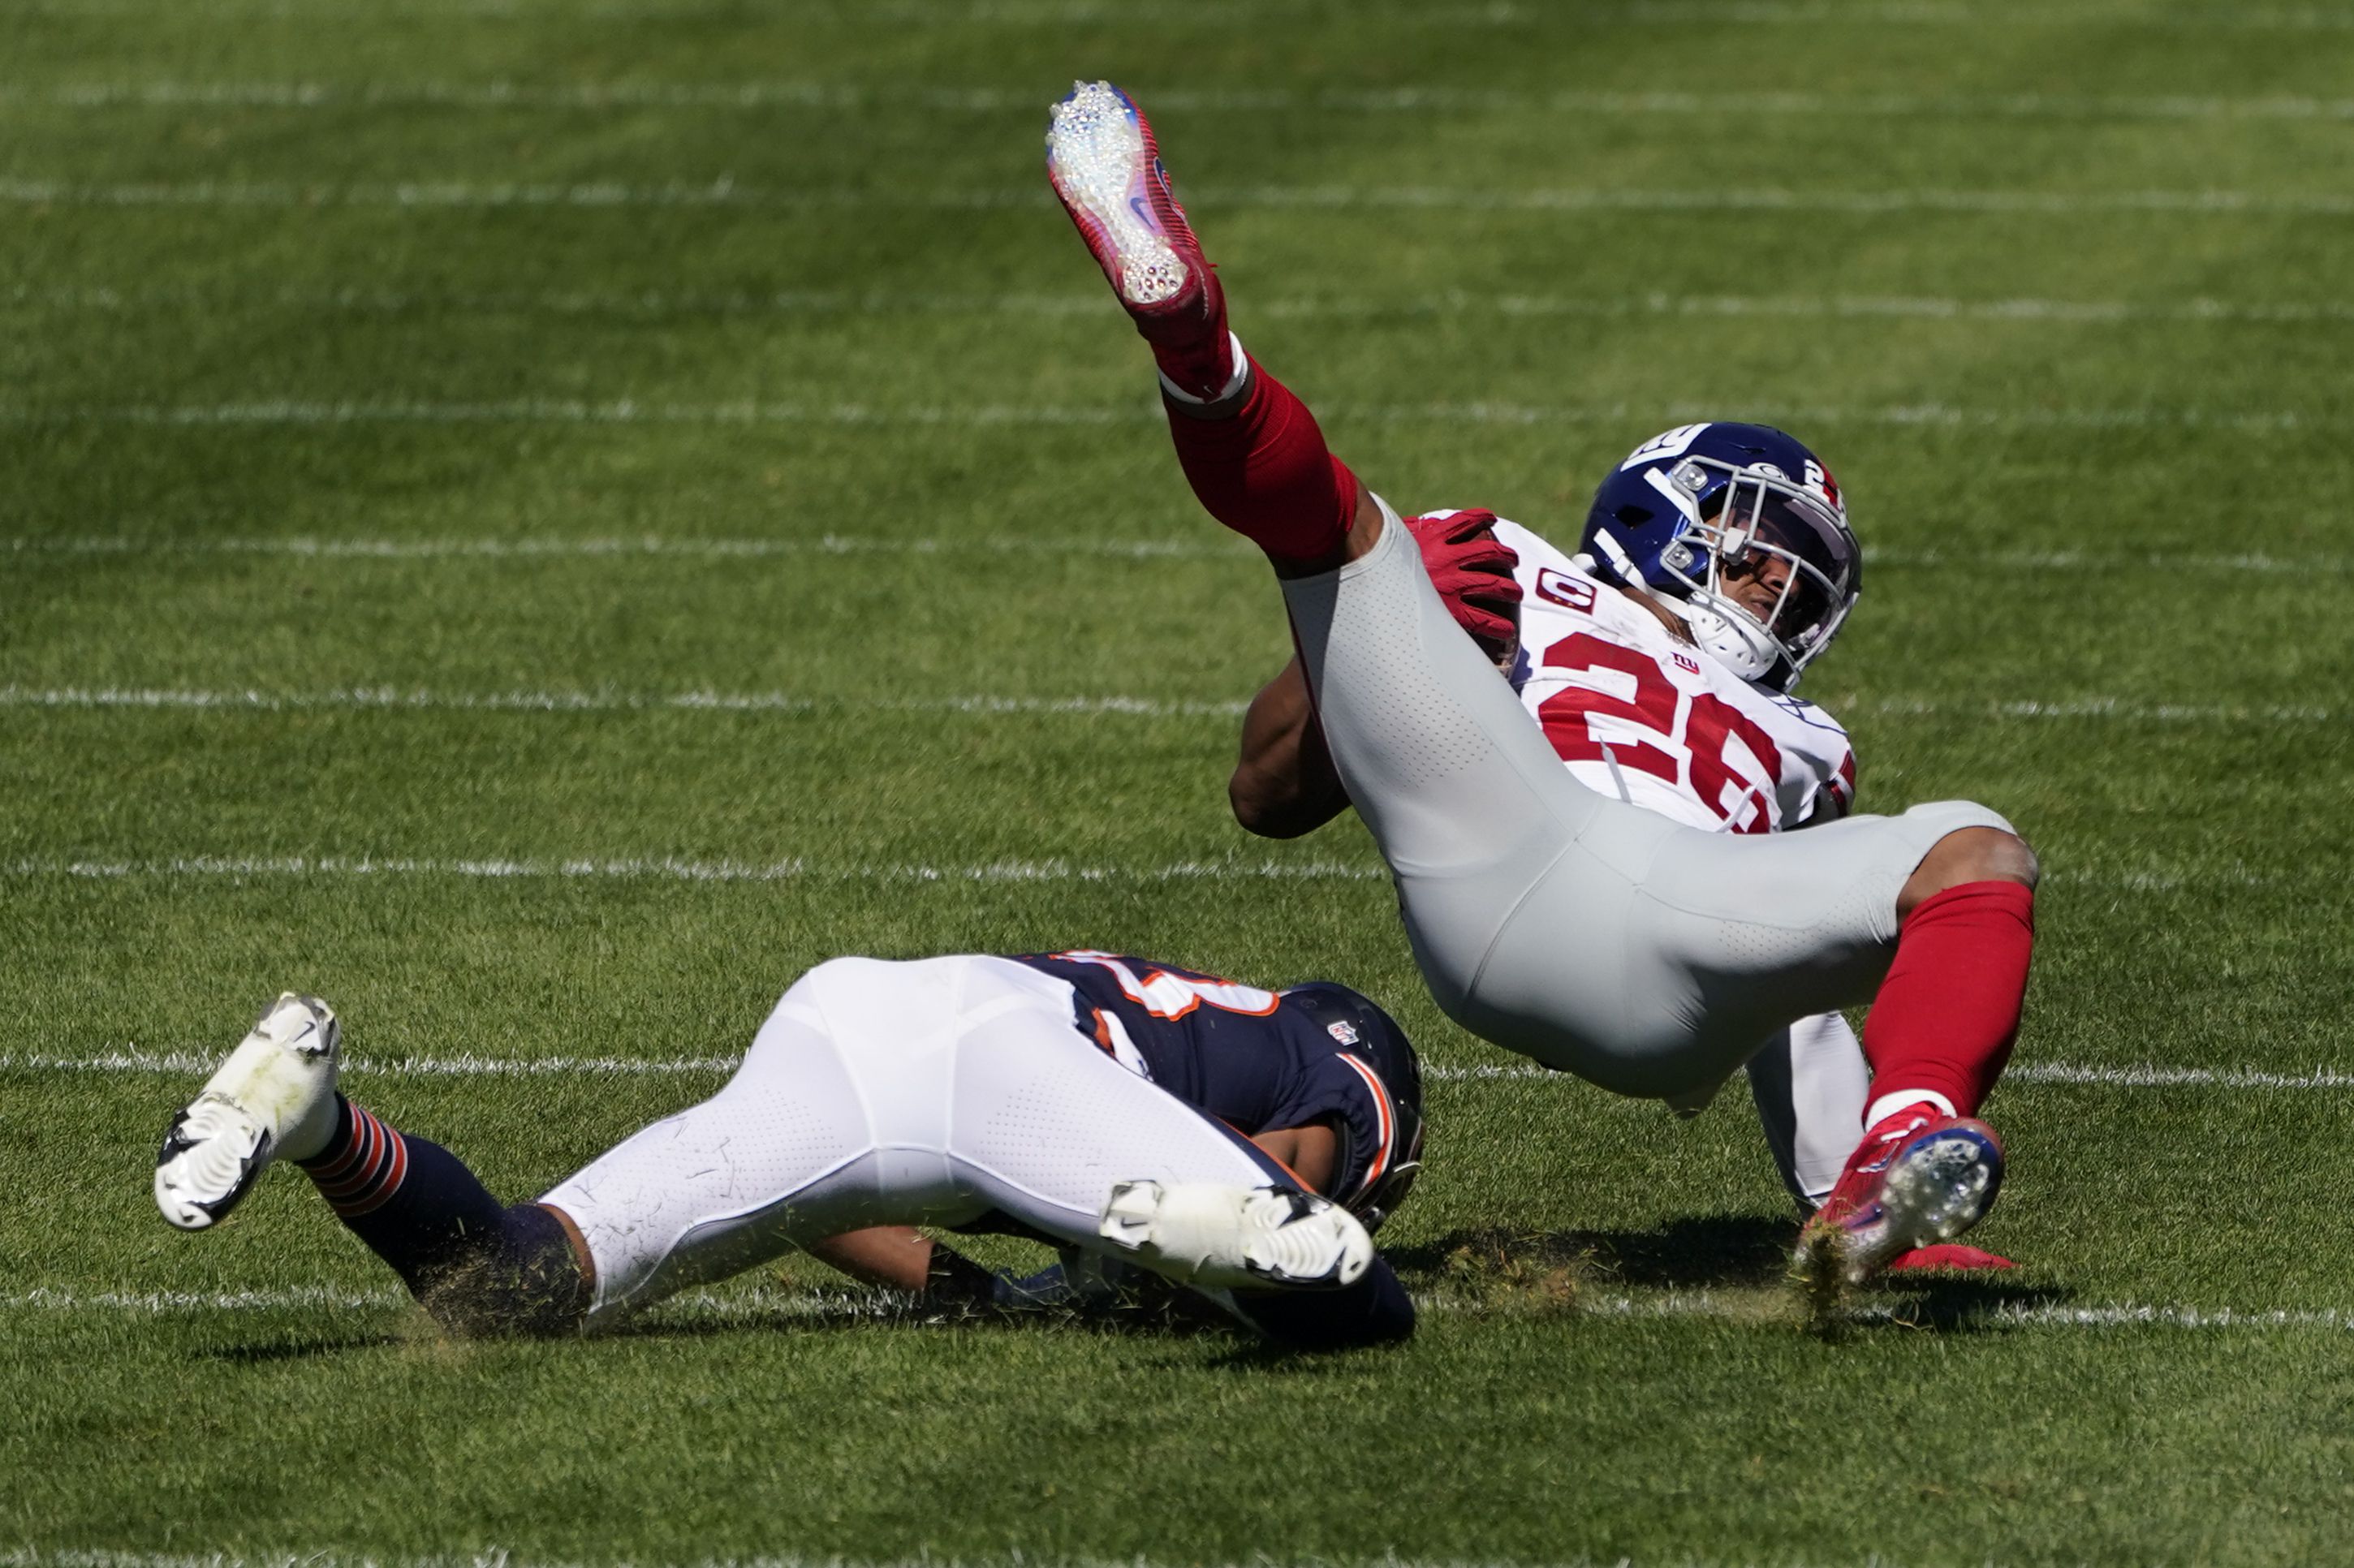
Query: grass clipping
1429 1230 1586 1318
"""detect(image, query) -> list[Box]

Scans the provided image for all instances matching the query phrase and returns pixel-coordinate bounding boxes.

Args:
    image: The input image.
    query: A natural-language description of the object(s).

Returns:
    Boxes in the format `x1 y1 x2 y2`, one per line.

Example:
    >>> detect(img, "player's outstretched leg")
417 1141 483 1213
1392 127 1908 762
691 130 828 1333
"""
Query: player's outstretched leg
1047 80 1360 565
1047 80 1642 1075
157 994 588 1335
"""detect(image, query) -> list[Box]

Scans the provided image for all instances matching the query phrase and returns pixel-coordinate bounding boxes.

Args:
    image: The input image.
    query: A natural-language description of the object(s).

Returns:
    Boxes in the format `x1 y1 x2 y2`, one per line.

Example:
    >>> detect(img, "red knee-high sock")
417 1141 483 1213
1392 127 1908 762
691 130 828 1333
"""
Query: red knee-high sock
1860 880 2036 1118
1165 356 1361 562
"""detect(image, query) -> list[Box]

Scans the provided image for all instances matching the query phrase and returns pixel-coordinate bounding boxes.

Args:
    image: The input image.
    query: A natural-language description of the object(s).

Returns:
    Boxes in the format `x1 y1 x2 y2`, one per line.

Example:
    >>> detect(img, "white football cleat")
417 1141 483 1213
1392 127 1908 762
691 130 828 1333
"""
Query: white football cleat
1097 1180 1373 1291
154 993 343 1230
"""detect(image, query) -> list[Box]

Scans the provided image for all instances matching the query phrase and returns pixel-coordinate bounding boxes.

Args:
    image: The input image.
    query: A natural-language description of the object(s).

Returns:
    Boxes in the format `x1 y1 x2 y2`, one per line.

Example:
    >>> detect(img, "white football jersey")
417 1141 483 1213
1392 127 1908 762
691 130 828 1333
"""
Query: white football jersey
1479 516 1857 834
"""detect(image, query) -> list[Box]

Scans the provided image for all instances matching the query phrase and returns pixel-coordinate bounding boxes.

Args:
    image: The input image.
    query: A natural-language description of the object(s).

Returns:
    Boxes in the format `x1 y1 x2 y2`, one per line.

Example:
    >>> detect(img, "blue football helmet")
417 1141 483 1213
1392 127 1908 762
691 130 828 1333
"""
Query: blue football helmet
1577 422 1861 691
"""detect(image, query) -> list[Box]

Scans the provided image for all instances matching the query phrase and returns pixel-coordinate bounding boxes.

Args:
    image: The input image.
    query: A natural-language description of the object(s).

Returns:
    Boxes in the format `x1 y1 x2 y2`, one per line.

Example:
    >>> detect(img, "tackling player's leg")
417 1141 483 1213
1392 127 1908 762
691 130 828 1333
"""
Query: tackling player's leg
155 961 1408 1347
155 993 591 1333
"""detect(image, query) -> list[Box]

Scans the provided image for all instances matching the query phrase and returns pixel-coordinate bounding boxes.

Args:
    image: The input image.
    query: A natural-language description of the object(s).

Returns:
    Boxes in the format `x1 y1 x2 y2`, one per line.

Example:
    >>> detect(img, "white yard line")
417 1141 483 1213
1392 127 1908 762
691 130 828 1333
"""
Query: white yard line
3 180 2349 216
0 686 1253 718
0 687 2333 727
0 1282 887 1318
8 1049 2343 1091
0 398 1147 427
0 1048 744 1075
1572 1292 2354 1329
0 854 1388 883
0 399 2326 433
2009 1063 2354 1089
12 285 2354 327
2 536 2340 576
0 533 1244 560
12 82 2354 120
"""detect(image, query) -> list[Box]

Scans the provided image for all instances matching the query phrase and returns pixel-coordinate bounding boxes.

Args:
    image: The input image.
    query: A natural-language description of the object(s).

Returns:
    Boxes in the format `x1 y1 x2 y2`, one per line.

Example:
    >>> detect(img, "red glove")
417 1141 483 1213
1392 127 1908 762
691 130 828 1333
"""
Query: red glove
1404 508 1522 666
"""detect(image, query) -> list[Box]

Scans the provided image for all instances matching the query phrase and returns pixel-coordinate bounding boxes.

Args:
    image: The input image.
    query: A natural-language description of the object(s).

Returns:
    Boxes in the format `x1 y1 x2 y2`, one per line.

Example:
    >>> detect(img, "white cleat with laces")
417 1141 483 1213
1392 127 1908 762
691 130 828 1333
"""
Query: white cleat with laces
1097 1180 1373 1291
154 993 343 1230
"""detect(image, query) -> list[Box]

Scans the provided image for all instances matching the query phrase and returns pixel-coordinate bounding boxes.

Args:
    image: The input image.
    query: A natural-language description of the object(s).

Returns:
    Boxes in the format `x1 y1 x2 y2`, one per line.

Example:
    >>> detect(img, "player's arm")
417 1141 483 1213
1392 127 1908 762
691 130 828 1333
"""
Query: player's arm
805 1227 937 1290
1231 656 1352 839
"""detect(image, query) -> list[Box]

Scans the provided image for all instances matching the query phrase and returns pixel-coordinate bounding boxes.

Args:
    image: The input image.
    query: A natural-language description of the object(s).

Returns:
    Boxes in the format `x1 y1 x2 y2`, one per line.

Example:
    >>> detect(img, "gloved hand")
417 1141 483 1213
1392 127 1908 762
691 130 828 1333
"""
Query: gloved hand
1404 509 1522 668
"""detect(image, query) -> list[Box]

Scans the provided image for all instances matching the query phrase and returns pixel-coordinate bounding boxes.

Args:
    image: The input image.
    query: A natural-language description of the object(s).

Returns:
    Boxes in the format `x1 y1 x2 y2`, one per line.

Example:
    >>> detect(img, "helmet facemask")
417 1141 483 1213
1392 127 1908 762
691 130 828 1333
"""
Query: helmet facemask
1348 1122 1423 1235
1653 457 1860 689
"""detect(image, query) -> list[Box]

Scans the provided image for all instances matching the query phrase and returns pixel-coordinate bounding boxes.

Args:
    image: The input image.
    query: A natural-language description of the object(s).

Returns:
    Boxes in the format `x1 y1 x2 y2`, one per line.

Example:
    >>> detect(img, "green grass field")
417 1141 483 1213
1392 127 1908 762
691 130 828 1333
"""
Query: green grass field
6 2 2354 1563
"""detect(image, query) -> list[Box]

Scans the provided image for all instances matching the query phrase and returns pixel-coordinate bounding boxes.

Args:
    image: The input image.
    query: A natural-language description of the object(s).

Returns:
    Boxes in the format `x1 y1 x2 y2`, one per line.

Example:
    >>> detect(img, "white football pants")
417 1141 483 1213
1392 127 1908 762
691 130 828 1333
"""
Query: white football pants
1281 500 2011 1101
1744 1011 1870 1208
539 954 1276 1325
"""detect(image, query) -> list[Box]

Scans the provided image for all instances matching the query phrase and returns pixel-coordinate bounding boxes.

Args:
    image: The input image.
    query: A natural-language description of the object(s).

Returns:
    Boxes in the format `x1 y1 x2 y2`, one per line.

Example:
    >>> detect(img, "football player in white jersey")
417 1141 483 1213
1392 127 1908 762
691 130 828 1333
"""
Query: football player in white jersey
1232 492 1886 1229
1045 81 2040 1286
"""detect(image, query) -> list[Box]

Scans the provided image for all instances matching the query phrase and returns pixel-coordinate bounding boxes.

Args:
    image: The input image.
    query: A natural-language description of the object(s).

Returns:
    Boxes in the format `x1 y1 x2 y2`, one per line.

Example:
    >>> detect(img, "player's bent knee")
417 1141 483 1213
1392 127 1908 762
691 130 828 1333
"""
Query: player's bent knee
1901 825 2039 915
1948 825 2037 889
414 1202 589 1339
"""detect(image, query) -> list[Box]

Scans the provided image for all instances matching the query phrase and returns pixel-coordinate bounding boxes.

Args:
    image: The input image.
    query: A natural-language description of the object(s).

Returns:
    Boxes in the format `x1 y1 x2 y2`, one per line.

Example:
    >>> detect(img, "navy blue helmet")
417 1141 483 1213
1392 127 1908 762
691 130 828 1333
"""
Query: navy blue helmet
1578 422 1861 691
1278 982 1425 1234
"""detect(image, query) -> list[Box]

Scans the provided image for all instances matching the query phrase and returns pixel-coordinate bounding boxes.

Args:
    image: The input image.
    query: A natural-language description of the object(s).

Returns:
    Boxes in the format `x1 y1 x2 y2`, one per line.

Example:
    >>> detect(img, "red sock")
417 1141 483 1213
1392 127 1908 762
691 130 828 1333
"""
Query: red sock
1165 356 1361 562
1860 880 2036 1117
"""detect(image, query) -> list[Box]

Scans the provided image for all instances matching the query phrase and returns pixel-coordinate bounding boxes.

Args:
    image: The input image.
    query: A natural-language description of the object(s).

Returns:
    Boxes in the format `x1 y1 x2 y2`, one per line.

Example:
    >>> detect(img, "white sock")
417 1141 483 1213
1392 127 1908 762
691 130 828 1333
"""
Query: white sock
1866 1088 1955 1129
1156 330 1250 406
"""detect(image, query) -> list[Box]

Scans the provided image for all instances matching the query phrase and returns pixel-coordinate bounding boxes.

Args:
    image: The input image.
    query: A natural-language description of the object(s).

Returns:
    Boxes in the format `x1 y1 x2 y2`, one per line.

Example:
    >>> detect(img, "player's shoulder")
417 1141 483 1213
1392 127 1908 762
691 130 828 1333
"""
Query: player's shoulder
1480 515 1567 565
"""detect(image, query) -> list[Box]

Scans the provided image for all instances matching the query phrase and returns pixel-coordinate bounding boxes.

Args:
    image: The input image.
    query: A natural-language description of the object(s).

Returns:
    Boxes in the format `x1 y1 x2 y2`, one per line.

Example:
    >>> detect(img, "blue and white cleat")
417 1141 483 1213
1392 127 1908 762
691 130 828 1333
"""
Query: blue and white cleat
1097 1180 1373 1291
1046 80 1236 401
154 993 342 1230
1800 1106 2007 1286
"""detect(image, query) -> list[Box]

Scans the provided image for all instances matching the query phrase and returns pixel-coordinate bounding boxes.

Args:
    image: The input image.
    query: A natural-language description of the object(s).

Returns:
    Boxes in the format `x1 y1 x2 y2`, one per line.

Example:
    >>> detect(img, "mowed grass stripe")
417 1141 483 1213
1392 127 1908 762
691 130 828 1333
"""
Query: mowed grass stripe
4 536 2346 576
7 1285 2354 1335
0 855 2310 891
7 180 2352 213
14 82 2354 120
15 285 2354 327
0 686 2339 726
0 399 2332 432
12 1046 2353 1091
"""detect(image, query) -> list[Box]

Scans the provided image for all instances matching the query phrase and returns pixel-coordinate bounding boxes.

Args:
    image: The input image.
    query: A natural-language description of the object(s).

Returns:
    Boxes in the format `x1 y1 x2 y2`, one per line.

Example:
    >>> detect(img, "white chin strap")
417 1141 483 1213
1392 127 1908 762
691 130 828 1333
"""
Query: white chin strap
1678 600 1782 683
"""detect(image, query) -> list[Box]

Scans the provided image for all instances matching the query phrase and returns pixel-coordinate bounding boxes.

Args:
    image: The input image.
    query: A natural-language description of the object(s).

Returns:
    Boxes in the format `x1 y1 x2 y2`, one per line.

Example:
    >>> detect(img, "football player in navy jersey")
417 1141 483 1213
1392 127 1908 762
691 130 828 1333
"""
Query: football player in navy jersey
153 950 1423 1350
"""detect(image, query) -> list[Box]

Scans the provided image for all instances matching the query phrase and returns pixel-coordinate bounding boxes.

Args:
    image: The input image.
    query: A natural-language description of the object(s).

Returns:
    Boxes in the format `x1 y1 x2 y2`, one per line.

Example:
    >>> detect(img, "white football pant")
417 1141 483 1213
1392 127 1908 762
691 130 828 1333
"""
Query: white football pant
540 955 1277 1325
1280 500 2011 1101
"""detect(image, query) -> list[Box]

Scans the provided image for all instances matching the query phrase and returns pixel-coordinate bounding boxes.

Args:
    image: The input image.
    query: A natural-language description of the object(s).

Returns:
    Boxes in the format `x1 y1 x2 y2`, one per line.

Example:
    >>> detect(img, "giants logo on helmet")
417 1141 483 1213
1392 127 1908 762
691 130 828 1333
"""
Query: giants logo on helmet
1803 458 1843 515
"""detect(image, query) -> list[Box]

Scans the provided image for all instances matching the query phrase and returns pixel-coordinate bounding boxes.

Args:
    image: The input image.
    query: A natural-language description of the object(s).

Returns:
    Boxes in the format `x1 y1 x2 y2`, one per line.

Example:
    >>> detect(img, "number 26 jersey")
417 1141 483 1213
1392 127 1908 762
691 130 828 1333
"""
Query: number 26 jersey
1483 516 1857 834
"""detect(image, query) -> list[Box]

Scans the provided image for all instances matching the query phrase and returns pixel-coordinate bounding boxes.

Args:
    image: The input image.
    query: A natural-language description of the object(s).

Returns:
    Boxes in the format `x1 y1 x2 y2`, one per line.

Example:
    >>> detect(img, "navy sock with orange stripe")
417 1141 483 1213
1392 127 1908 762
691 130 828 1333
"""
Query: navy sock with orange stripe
296 1095 586 1335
